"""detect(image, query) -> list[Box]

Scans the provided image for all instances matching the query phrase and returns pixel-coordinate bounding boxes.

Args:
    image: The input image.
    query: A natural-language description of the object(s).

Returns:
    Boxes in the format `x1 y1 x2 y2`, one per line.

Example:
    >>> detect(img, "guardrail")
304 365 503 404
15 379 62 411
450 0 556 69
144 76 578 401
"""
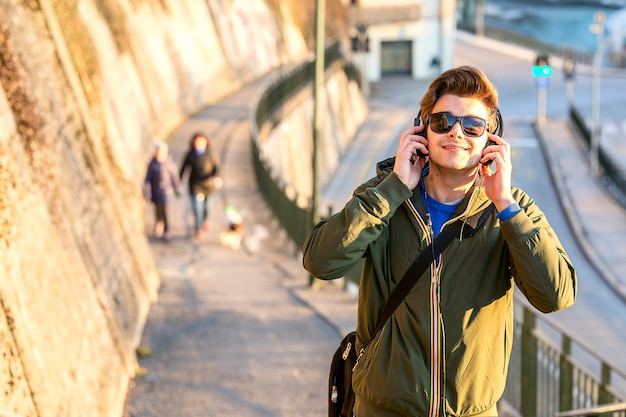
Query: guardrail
503 302 626 417
458 23 626 68
555 402 626 417
250 38 360 248
569 104 626 207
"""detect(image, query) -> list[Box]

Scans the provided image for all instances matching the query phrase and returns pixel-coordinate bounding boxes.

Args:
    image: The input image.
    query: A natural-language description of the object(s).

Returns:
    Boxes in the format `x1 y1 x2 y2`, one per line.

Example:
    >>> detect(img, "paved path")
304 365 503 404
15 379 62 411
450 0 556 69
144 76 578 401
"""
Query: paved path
123 74 339 417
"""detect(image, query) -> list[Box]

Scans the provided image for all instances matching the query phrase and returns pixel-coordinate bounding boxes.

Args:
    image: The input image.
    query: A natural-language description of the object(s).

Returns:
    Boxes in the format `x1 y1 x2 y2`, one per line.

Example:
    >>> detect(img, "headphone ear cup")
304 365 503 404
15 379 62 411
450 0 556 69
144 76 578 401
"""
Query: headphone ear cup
493 109 503 136
414 110 422 127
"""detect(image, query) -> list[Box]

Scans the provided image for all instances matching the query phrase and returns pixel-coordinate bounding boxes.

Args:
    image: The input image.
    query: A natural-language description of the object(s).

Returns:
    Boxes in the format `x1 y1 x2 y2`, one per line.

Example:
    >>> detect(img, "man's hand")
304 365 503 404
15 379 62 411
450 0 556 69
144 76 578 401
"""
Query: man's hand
393 126 428 190
481 134 516 211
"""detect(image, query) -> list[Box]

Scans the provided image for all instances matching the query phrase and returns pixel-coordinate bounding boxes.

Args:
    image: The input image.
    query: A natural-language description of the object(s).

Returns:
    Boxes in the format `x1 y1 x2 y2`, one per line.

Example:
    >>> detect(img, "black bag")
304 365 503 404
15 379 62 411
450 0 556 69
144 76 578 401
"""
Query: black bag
326 205 494 417
328 331 357 417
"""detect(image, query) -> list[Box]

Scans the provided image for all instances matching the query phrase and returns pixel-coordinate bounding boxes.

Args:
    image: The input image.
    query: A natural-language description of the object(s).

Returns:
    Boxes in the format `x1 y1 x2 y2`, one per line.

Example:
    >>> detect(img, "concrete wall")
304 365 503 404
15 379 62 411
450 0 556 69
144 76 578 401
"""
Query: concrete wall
0 0 311 416
258 62 368 207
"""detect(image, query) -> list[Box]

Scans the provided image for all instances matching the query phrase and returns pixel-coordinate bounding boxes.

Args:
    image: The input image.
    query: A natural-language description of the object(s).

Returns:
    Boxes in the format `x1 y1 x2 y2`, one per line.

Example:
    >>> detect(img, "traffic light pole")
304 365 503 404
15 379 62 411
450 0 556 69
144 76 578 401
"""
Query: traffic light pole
537 86 547 125
533 54 551 126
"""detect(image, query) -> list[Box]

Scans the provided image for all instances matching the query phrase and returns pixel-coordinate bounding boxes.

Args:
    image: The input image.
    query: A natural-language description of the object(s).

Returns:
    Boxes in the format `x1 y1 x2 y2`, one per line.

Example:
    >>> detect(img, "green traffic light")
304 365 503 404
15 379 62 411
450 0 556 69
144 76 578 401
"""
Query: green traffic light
532 65 552 77
542 65 553 76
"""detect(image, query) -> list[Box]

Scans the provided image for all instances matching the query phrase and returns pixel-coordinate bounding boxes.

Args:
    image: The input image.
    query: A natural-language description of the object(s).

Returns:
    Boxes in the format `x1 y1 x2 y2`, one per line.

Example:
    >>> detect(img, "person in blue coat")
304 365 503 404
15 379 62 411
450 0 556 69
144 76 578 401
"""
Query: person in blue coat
144 141 181 241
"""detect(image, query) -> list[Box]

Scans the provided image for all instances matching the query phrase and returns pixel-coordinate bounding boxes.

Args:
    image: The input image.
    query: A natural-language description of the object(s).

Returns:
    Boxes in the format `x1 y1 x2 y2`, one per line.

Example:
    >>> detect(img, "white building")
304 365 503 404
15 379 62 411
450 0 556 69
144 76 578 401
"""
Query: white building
348 0 457 82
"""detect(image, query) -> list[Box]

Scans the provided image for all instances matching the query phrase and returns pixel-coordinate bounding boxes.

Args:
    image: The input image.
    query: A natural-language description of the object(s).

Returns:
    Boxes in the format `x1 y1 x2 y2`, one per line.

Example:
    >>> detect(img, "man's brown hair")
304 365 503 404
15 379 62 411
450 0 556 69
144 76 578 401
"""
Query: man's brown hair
419 65 500 133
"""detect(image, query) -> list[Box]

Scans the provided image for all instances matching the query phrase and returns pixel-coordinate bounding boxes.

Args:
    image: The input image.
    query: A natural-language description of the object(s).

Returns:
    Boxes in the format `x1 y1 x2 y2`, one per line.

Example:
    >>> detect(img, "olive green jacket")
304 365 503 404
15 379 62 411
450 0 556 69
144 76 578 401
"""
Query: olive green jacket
302 158 577 416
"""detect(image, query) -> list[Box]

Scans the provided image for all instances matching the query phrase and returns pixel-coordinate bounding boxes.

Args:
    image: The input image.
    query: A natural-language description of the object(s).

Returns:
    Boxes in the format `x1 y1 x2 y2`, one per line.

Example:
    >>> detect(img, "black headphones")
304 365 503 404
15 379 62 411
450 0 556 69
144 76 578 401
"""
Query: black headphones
414 108 504 137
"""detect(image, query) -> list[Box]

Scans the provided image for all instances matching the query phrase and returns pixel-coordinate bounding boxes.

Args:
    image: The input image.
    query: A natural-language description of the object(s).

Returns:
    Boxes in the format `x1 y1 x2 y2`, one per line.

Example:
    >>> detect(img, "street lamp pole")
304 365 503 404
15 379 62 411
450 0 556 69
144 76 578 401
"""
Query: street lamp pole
590 12 607 178
591 38 609 178
563 57 575 105
312 0 325 228
310 0 325 286
475 0 485 37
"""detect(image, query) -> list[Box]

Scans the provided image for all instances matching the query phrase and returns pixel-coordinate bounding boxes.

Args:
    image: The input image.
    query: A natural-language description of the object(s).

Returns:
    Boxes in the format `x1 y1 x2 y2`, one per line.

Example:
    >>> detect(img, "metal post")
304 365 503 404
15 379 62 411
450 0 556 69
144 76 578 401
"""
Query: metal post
559 336 573 413
521 307 538 417
589 11 606 178
357 23 369 97
537 87 547 125
591 38 609 178
563 58 575 105
310 0 325 286
565 80 574 106
352 1 369 95
475 0 485 37
599 362 614 405
592 11 606 50
312 0 325 228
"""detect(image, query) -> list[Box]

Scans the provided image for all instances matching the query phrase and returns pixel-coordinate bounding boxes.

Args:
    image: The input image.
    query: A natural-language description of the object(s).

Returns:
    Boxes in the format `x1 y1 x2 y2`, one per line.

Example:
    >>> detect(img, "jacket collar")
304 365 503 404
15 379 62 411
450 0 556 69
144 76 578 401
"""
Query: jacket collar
375 156 493 219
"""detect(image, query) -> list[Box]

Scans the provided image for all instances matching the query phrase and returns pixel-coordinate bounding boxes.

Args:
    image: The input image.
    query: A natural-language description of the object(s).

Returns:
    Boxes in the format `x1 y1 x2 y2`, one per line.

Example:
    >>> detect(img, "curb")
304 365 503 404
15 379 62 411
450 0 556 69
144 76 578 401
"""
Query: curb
534 120 626 304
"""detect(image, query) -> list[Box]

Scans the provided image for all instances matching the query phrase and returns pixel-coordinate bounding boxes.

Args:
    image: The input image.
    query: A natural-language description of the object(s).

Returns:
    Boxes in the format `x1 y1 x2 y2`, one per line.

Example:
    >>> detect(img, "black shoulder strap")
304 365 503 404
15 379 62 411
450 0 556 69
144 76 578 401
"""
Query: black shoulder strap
368 203 495 343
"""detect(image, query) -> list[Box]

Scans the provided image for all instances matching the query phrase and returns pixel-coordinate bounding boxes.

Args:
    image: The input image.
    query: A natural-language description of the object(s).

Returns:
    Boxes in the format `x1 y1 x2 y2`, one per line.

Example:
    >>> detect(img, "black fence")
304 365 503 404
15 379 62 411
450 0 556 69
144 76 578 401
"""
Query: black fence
569 105 626 207
250 39 360 249
504 303 626 417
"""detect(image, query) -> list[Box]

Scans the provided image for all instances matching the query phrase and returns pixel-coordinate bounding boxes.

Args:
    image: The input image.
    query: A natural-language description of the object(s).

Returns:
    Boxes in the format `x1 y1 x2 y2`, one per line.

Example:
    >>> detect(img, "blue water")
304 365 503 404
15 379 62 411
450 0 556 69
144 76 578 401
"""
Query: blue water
483 0 623 52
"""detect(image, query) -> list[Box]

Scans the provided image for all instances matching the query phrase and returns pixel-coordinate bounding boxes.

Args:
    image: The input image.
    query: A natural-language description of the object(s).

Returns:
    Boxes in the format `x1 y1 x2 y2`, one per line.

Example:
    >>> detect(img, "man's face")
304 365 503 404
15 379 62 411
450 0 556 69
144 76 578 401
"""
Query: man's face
426 94 490 172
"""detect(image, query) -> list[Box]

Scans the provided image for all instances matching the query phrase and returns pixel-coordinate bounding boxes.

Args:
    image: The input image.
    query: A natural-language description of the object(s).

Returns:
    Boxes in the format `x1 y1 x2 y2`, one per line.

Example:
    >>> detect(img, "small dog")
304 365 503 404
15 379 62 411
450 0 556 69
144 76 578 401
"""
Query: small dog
220 205 244 249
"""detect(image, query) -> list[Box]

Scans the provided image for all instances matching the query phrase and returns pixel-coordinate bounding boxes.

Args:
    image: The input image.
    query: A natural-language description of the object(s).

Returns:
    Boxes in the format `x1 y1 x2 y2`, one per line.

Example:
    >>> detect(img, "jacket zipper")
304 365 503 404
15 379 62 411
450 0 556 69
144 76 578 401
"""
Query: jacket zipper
406 187 483 417
406 201 444 417
426 214 444 417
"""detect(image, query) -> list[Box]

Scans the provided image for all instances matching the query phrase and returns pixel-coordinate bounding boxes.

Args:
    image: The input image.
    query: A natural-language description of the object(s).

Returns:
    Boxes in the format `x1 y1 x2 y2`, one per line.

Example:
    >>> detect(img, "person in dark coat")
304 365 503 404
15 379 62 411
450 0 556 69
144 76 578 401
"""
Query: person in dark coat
179 132 221 239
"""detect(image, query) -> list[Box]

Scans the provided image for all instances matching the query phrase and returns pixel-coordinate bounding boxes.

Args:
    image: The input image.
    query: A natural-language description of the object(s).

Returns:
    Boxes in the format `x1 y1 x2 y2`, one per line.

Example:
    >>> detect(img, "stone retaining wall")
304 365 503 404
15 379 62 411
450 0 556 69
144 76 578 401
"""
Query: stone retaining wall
0 1 315 416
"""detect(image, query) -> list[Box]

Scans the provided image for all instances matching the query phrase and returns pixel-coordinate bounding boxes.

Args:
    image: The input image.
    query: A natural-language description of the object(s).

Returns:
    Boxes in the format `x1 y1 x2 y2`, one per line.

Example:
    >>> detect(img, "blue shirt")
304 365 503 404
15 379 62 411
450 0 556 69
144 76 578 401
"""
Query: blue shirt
425 193 462 235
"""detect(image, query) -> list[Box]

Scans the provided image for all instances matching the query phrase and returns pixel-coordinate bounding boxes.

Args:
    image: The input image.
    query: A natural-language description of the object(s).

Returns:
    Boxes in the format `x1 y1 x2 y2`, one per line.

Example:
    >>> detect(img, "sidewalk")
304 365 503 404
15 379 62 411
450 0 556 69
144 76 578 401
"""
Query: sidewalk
536 120 626 302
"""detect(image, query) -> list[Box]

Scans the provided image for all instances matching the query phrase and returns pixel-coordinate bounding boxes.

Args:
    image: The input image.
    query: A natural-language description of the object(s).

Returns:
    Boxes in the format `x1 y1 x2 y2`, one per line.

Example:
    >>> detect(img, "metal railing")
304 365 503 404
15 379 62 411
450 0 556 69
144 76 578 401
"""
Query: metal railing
251 141 311 249
255 40 342 133
556 402 626 417
569 104 626 207
458 23 626 68
503 303 626 417
251 39 360 248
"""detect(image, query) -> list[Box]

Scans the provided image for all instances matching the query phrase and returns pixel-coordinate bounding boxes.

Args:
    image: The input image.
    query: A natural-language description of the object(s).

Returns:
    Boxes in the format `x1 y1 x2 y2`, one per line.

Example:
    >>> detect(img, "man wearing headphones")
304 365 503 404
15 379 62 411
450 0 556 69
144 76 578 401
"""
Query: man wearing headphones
303 66 577 416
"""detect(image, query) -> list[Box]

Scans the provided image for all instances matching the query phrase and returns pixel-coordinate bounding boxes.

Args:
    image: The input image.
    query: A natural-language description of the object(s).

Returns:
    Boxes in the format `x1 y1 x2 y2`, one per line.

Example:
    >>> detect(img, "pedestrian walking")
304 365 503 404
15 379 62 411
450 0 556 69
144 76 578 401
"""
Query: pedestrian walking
303 66 577 417
179 132 222 239
144 141 181 242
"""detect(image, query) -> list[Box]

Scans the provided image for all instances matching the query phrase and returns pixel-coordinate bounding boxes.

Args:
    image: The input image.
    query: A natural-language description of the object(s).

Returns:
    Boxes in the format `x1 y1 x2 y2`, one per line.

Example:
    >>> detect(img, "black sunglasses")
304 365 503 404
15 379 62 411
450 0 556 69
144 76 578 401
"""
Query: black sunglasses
426 112 488 137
